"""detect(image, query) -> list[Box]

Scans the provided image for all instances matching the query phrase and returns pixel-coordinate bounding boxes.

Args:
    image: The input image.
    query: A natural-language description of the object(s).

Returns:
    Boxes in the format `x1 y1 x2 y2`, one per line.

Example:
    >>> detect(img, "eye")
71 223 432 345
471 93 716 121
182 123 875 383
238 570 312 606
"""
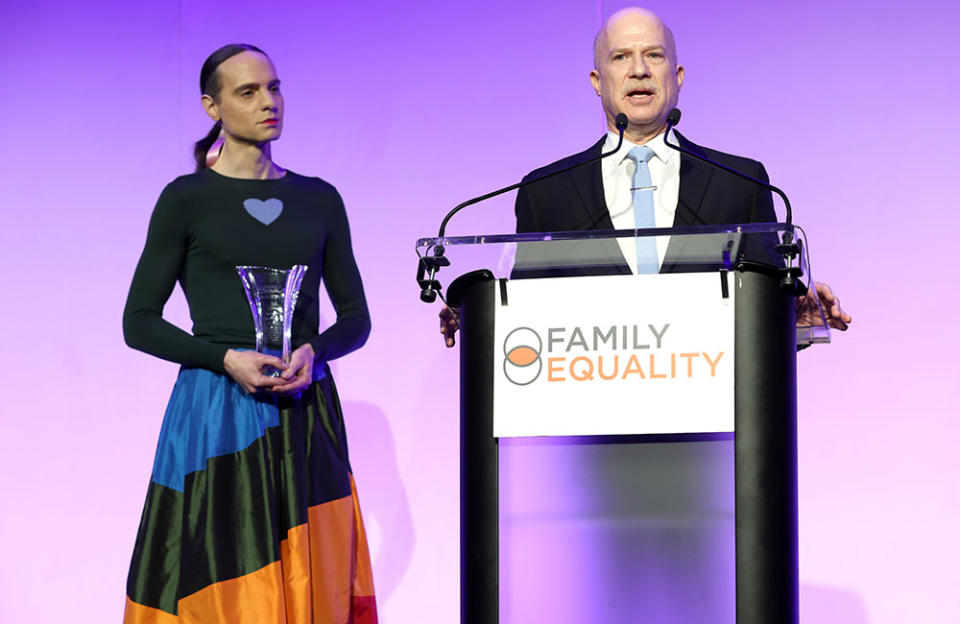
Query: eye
241 90 254 97
269 85 281 93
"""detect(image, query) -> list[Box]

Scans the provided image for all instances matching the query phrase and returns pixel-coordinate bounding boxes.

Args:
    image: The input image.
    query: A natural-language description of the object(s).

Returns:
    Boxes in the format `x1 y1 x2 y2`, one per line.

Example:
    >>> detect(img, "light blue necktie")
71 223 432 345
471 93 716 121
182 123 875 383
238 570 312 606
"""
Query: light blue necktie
628 145 658 274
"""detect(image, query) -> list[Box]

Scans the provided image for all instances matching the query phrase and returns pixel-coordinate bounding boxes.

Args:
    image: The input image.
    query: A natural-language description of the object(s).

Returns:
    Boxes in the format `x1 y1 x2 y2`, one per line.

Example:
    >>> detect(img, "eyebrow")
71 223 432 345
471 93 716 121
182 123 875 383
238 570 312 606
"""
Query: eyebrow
233 79 281 93
611 43 666 56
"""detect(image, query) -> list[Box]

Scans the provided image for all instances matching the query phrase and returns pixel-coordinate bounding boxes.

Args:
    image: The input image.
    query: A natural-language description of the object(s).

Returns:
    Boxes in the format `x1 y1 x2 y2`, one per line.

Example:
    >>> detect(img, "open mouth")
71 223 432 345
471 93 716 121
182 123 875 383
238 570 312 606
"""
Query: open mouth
627 89 655 99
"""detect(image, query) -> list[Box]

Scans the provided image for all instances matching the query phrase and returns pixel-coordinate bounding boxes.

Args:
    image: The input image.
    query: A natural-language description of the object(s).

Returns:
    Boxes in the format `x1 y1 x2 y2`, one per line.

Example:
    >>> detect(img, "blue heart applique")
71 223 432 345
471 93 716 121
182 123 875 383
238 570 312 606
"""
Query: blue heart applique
243 198 283 225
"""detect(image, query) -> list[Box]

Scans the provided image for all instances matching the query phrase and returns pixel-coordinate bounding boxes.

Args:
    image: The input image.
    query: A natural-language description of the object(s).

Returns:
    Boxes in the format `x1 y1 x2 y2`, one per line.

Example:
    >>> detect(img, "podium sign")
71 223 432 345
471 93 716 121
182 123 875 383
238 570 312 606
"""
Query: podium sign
493 272 735 437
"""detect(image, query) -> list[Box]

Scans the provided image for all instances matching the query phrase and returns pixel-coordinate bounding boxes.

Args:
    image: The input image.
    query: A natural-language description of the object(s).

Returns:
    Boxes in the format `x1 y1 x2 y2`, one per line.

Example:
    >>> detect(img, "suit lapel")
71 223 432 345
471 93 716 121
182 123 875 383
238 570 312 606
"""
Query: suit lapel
674 131 713 227
569 136 629 273
570 136 613 230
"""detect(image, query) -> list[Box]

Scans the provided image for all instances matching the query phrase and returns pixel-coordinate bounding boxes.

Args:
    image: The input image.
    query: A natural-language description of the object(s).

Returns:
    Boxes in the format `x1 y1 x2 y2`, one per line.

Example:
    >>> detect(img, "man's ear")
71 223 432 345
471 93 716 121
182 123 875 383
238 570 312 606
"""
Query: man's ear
201 94 220 122
589 69 601 96
676 65 685 90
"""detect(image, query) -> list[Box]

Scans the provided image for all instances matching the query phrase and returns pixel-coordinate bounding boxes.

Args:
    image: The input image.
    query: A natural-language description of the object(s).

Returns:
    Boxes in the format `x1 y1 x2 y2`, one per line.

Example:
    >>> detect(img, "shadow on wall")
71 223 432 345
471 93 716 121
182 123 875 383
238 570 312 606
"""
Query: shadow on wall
801 583 870 624
342 400 415 601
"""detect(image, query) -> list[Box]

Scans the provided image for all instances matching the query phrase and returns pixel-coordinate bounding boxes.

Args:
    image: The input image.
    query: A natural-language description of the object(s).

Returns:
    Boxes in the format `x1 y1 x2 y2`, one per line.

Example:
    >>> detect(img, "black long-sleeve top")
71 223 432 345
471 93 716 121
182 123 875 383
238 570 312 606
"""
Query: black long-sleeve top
123 168 370 373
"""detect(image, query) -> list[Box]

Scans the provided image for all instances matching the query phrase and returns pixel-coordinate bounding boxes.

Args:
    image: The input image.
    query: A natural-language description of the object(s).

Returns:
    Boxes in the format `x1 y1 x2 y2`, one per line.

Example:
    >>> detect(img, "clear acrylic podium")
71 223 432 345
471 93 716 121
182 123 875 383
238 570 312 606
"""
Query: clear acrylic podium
416 224 831 624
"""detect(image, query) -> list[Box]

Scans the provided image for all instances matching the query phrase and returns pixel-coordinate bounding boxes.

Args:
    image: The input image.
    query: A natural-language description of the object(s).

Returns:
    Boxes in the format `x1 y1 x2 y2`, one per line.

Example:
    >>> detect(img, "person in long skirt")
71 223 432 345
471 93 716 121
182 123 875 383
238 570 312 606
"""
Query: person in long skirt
122 43 377 624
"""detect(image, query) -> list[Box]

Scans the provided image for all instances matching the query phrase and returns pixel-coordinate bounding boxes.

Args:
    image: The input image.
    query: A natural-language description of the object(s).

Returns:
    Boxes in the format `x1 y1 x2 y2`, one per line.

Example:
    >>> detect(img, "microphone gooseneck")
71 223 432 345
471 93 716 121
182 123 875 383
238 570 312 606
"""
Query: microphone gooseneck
663 107 800 286
437 114 629 239
663 107 792 229
420 114 630 303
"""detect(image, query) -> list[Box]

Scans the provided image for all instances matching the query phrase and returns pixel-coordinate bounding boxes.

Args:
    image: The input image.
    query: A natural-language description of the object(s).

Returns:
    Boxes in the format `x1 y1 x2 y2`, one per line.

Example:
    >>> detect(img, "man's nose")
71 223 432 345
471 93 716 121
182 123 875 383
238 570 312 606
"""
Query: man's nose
629 56 649 78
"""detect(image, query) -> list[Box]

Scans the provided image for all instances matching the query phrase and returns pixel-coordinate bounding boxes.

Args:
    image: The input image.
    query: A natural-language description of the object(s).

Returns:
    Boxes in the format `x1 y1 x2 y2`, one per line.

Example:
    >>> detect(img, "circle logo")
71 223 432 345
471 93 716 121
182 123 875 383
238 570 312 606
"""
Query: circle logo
503 327 542 386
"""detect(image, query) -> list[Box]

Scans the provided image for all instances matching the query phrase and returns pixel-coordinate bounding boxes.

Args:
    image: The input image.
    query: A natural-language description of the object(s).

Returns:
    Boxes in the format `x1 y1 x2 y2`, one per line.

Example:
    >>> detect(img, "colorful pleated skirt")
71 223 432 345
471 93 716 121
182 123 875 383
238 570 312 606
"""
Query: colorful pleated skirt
124 365 377 624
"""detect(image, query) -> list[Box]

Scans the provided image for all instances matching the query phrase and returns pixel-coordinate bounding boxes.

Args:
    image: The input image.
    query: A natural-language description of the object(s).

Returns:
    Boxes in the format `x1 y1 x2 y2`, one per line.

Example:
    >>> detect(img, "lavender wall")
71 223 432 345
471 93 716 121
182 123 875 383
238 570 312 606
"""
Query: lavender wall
1 0 957 622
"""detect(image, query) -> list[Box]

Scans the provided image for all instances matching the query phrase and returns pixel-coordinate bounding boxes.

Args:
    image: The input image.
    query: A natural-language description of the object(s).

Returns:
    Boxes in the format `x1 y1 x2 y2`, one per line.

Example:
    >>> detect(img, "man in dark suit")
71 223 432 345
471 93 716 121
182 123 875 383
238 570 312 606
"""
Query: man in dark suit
441 7 850 345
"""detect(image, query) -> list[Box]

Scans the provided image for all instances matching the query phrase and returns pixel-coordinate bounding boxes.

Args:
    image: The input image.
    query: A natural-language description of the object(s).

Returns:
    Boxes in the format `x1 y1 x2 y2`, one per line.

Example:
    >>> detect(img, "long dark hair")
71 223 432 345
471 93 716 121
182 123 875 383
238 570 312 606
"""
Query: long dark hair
193 43 268 171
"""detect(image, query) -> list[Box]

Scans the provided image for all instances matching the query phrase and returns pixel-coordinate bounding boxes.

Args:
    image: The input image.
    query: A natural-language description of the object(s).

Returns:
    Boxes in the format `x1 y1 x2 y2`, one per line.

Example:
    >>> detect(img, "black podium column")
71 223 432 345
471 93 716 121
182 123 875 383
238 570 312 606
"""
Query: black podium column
734 269 799 624
454 272 498 624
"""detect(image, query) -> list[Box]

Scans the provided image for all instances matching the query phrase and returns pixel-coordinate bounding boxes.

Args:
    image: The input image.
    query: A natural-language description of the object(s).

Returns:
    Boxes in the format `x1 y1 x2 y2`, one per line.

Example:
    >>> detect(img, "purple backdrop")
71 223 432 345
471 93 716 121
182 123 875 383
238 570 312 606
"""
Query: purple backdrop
1 0 957 622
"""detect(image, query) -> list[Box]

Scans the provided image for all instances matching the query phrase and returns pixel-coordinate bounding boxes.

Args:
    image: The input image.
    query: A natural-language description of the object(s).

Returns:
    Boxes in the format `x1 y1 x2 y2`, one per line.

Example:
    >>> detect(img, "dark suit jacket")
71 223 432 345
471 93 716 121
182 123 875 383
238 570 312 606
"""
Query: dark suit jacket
512 132 778 277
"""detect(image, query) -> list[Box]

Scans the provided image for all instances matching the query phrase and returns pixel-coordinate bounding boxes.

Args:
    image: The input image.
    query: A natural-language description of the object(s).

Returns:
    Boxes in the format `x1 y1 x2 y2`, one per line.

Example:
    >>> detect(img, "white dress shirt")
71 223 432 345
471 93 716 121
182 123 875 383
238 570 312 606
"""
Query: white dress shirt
601 129 680 273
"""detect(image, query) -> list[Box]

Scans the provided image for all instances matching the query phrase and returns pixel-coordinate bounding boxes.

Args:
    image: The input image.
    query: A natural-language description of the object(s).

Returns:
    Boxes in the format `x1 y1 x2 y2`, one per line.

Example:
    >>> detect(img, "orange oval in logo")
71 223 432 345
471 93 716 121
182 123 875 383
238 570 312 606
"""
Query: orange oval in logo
507 346 539 367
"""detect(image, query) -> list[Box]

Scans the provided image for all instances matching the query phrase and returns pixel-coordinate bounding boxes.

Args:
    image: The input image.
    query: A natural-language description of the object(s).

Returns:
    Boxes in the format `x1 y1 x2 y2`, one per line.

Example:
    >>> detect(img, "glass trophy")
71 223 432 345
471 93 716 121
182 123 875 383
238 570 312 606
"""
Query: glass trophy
236 265 308 377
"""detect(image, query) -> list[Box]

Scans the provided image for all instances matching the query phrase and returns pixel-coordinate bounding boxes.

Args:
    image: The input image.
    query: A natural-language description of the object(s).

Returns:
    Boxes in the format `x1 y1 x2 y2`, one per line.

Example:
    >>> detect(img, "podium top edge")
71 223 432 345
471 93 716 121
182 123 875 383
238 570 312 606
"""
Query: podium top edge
415 223 795 249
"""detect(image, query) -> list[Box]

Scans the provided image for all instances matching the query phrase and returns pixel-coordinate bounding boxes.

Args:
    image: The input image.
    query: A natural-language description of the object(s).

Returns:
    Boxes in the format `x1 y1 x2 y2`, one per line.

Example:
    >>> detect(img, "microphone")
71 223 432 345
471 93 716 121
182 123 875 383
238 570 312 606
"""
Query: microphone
419 113 629 302
666 108 681 128
663 108 793 230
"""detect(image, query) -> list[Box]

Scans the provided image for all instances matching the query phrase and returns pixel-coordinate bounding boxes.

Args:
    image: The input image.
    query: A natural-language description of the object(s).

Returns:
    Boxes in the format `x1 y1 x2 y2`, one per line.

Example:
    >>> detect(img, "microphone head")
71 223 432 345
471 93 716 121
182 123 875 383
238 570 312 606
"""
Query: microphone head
614 113 628 131
666 108 681 127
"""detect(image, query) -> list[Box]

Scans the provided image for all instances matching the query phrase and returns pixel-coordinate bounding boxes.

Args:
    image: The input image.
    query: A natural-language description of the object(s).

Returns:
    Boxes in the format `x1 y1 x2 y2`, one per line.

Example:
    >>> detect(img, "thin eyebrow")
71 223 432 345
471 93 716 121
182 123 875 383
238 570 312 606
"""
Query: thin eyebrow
234 79 281 94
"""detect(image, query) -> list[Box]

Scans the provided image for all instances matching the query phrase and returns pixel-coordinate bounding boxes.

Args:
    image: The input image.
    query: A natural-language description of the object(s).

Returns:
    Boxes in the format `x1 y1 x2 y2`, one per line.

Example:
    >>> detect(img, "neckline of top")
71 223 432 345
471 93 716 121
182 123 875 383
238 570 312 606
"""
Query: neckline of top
204 167 291 183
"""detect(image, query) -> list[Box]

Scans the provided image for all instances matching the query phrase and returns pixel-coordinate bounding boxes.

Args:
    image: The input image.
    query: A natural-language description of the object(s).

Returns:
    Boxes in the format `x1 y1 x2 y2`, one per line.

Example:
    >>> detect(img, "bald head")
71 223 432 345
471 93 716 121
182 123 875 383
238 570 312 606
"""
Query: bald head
589 7 685 144
593 8 678 69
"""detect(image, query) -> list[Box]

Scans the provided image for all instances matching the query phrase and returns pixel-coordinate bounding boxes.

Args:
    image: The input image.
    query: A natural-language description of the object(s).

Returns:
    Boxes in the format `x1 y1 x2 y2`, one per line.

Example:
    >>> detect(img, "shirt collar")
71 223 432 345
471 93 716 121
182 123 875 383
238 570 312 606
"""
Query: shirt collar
602 127 678 166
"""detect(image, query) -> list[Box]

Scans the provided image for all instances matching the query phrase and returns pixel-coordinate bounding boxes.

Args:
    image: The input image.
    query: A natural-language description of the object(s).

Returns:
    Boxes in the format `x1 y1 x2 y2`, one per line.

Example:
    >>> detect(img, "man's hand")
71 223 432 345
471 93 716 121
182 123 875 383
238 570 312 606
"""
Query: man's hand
797 281 851 330
270 343 316 395
223 349 286 394
440 306 460 348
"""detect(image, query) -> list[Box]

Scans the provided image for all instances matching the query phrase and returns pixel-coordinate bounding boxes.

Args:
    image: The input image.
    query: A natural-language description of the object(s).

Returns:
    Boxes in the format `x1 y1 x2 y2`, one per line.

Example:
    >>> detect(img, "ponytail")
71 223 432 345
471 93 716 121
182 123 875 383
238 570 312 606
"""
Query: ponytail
193 121 222 171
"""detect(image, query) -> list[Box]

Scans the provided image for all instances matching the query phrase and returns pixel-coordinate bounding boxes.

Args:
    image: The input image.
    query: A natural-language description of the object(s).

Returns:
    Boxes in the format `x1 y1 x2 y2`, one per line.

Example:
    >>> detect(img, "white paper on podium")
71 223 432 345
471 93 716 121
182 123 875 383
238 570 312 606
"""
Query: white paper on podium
493 272 735 437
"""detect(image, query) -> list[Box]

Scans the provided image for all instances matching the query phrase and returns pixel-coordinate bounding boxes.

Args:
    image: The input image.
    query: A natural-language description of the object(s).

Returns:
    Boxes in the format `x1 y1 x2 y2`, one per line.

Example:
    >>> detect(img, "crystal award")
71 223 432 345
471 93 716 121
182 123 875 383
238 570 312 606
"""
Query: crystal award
236 265 308 376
